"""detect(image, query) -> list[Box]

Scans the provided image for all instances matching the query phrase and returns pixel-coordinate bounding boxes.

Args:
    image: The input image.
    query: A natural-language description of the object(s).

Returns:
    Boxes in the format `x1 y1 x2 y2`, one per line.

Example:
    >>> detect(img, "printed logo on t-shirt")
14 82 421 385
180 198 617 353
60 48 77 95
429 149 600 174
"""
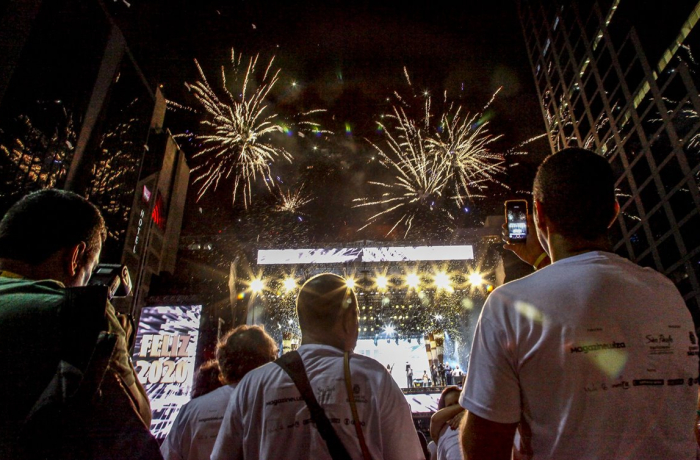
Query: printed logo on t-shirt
570 341 626 354
632 379 664 386
644 334 675 356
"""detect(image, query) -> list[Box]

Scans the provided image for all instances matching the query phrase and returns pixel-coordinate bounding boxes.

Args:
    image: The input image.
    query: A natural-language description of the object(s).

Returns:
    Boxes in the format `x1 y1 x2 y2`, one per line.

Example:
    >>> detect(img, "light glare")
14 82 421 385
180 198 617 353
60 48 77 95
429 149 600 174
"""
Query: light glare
469 272 483 286
283 277 297 292
250 278 264 293
406 273 420 289
434 272 451 290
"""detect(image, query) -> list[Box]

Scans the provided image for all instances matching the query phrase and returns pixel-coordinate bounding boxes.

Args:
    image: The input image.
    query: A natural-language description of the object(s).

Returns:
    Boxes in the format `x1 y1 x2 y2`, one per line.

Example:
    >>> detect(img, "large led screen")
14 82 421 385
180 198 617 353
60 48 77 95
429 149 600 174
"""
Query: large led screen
131 305 202 439
257 245 474 265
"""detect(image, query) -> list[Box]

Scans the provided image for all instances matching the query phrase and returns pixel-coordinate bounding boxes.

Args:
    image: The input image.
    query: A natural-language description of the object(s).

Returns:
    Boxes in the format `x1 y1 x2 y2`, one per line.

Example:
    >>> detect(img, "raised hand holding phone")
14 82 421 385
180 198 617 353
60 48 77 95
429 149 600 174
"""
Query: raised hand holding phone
502 202 550 270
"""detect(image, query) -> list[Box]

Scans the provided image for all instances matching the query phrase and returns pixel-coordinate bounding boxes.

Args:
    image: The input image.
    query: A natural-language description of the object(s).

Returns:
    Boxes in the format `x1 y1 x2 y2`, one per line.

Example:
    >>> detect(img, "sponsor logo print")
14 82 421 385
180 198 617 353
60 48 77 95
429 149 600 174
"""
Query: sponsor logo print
633 379 664 386
570 341 626 354
611 381 630 390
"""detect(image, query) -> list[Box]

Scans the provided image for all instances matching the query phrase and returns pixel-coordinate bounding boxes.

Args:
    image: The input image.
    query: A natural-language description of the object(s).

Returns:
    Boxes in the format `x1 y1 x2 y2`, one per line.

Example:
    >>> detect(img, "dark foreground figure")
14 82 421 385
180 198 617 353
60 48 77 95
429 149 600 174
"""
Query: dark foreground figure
0 189 160 460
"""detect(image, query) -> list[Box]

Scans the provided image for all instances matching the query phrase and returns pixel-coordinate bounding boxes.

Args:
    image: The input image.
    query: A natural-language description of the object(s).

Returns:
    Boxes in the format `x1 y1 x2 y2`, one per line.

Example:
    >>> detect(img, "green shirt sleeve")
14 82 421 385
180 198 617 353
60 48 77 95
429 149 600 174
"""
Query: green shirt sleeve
105 302 135 387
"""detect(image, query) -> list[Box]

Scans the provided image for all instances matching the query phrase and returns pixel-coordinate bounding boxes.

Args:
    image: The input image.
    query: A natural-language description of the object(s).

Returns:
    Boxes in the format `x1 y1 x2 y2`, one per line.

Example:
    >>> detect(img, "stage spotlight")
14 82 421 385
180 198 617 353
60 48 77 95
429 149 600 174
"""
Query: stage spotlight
434 272 452 291
406 273 420 289
384 324 396 335
376 276 388 290
345 278 356 289
469 272 483 286
283 277 297 292
250 278 264 293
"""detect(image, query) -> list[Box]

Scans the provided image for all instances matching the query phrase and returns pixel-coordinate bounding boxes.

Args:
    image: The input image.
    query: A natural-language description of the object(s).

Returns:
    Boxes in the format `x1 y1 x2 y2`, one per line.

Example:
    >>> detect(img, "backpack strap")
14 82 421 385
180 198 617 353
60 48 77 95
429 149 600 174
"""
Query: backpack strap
275 351 352 460
343 352 372 460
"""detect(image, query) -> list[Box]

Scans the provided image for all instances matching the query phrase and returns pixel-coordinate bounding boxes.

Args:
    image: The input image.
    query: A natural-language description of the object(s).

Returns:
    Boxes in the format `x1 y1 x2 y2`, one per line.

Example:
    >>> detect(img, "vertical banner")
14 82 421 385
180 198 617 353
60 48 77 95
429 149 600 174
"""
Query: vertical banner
131 305 202 439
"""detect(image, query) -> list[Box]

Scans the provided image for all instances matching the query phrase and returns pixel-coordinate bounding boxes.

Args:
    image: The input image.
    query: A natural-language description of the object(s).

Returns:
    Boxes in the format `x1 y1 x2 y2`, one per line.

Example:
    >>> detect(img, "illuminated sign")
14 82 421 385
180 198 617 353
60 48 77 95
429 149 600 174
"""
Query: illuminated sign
132 208 146 254
257 245 474 265
151 193 166 231
132 305 202 439
142 185 152 203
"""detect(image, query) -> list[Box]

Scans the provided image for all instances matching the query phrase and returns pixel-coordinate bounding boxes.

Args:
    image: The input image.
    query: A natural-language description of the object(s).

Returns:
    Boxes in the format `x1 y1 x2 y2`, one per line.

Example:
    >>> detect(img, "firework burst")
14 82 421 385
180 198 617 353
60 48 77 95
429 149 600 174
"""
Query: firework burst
274 184 315 214
354 103 454 238
172 50 319 208
428 103 507 206
354 68 515 238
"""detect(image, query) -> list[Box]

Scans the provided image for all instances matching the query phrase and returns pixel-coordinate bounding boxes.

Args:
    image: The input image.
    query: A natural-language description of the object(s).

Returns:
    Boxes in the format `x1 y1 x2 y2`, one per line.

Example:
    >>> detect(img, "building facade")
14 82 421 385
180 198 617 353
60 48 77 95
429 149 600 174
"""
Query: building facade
0 0 189 318
518 0 700 323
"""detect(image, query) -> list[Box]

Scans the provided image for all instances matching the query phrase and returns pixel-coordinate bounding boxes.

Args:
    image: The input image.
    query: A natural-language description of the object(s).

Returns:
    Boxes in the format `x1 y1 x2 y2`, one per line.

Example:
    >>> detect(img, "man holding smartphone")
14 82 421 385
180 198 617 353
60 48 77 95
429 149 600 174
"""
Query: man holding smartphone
459 148 698 459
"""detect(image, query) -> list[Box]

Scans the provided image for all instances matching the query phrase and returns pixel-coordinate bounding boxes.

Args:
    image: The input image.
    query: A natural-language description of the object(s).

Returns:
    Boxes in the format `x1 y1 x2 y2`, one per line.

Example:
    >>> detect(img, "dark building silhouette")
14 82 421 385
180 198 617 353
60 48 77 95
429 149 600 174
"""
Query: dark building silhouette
517 0 700 323
0 0 189 318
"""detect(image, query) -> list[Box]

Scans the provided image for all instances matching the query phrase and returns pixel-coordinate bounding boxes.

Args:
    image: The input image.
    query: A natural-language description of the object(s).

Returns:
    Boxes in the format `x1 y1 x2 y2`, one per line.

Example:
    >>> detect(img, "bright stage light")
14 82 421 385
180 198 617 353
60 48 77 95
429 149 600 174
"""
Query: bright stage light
384 324 395 335
283 277 297 292
406 273 420 289
345 278 356 289
250 278 264 293
468 272 483 286
434 272 451 290
376 276 388 290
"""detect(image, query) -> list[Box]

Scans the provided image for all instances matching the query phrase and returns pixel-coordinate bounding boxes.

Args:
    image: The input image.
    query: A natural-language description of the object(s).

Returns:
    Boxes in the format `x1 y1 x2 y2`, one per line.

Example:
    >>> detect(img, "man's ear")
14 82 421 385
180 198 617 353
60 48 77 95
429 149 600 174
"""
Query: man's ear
533 200 547 232
66 241 87 277
607 201 621 228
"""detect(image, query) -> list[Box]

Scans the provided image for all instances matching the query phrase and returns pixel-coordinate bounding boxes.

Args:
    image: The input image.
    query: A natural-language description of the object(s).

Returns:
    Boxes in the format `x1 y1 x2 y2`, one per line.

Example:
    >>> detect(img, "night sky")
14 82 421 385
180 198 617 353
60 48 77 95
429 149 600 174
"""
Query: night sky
112 0 549 243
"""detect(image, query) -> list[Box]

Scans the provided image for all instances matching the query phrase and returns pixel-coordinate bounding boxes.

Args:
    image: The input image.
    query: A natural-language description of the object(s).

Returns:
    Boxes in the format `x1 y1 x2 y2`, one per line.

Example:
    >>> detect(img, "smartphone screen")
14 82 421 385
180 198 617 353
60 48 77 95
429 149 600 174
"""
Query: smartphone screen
505 200 528 243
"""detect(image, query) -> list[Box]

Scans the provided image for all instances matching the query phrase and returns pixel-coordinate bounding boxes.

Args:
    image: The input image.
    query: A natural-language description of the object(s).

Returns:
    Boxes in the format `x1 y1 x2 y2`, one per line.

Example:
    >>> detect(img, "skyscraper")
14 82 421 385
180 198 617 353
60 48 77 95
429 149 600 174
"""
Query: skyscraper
0 0 190 318
517 0 700 322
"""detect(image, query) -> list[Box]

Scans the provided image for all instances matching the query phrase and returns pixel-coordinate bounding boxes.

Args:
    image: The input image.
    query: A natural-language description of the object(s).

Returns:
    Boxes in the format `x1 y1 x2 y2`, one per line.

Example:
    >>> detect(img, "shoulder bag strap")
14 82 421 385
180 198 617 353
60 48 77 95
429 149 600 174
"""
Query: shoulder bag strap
344 352 373 460
275 351 352 460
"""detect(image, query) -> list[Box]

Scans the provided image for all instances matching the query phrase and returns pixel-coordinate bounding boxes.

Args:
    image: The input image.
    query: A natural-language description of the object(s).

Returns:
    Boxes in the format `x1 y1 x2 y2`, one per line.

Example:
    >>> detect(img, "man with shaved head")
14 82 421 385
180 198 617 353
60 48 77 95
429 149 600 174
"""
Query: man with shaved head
212 273 424 460
460 149 698 459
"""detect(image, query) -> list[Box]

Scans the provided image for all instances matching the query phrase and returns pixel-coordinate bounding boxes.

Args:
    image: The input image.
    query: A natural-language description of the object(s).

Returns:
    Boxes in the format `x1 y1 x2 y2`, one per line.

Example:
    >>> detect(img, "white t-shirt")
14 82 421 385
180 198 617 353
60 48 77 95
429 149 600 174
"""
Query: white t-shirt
211 344 424 460
437 425 461 460
160 385 235 460
461 251 698 459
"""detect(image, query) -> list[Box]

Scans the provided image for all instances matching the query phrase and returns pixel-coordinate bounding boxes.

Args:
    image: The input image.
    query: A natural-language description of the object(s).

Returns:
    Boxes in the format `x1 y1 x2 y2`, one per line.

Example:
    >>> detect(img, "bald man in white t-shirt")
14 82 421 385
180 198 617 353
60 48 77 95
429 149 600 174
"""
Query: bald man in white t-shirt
460 149 698 459
212 273 424 460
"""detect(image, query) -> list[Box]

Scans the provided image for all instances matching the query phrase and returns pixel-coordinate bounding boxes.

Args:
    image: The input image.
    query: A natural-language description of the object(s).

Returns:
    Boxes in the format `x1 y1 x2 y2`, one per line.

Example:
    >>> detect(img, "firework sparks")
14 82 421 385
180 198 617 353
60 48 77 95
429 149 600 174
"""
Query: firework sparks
428 105 507 206
274 184 315 214
354 68 515 238
354 102 454 238
172 50 314 208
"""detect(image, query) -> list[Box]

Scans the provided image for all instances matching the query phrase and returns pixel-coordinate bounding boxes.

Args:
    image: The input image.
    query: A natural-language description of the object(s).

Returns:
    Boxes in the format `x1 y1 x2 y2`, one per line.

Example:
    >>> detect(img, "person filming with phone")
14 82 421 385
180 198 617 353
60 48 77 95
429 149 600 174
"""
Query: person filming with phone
459 148 698 459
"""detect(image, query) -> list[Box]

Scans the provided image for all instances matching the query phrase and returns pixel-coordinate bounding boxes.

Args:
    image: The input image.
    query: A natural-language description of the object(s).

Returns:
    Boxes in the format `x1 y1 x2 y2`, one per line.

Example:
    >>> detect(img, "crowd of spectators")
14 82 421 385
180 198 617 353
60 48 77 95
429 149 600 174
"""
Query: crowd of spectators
2 147 699 460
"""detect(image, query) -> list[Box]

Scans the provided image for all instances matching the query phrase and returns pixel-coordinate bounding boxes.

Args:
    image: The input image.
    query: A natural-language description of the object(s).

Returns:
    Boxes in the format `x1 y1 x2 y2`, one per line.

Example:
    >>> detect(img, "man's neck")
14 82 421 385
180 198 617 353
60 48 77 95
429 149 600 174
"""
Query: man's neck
547 234 610 262
0 258 65 284
300 333 348 352
0 259 35 279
